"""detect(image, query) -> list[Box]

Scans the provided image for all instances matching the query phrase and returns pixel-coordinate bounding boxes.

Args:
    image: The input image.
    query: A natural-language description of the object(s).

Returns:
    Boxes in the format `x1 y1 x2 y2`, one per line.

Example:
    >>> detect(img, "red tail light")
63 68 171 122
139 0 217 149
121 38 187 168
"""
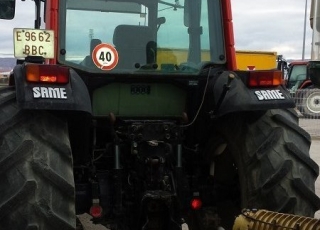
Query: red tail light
190 198 202 210
90 204 103 218
25 64 69 84
248 70 283 87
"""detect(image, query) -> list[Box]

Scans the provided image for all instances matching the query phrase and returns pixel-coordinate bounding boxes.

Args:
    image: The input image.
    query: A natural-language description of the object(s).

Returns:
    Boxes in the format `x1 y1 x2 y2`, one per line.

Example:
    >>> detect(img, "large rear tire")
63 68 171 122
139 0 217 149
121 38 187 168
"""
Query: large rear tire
208 109 320 219
0 86 75 230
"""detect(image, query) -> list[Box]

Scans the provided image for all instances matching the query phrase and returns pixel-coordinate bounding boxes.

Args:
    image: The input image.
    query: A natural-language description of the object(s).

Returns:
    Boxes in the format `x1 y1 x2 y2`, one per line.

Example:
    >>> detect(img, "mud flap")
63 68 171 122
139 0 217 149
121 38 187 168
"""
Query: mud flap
12 64 92 114
208 71 295 117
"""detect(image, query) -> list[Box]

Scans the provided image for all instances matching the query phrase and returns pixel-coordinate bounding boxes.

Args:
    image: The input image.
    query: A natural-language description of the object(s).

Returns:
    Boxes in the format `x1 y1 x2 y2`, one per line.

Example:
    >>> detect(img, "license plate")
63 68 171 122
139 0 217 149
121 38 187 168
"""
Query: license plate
13 28 54 59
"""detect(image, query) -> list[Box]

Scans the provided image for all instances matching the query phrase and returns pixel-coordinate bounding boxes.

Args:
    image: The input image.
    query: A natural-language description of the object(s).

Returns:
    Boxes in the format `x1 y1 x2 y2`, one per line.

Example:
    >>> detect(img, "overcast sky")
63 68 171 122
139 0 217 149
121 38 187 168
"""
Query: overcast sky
232 0 312 60
0 0 312 60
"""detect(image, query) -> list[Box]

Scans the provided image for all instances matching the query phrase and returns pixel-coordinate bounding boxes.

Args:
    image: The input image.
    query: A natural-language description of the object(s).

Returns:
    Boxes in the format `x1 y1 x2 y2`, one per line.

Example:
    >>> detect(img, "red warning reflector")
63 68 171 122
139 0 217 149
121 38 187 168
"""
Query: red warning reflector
248 70 283 87
25 64 69 84
247 65 255 70
90 205 103 218
190 198 202 210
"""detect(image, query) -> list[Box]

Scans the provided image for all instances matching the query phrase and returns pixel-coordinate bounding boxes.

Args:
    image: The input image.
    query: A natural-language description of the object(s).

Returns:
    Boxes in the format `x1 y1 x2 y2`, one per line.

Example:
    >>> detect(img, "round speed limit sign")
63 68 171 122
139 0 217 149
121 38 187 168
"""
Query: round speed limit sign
92 43 119 70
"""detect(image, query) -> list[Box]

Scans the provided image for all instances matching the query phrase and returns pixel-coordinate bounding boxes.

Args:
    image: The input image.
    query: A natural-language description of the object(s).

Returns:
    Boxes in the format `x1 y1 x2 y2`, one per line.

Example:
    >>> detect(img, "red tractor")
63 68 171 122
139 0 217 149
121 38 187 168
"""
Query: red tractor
284 60 320 118
286 61 310 91
0 0 319 230
280 0 320 118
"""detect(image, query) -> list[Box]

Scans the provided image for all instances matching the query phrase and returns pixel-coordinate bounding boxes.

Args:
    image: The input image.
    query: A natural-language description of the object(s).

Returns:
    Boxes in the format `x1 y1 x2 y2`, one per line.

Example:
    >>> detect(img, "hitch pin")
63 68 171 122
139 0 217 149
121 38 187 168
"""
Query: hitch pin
225 73 235 89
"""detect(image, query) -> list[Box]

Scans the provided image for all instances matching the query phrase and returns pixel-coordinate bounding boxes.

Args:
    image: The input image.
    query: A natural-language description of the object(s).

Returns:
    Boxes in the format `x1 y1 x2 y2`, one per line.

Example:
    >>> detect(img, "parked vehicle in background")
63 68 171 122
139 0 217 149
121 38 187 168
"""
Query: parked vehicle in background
277 0 320 119
286 61 309 92
285 0 320 118
284 61 320 118
271 0 320 119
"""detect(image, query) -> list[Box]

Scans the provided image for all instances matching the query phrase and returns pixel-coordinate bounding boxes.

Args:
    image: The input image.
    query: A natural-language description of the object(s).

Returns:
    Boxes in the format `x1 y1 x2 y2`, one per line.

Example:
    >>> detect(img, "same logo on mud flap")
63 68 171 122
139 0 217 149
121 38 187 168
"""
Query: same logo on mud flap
32 87 67 99
32 87 285 101
254 90 285 101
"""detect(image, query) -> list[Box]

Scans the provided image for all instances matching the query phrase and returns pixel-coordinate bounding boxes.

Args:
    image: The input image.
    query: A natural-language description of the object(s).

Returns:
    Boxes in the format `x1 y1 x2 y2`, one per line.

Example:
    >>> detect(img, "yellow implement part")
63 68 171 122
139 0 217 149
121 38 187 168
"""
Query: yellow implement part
236 50 277 71
157 49 277 71
233 209 320 230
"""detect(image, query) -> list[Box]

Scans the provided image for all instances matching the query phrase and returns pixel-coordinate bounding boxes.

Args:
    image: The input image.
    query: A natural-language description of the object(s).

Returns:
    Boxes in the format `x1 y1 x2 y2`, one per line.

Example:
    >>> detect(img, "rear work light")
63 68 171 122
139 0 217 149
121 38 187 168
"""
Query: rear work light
248 70 283 87
25 64 69 84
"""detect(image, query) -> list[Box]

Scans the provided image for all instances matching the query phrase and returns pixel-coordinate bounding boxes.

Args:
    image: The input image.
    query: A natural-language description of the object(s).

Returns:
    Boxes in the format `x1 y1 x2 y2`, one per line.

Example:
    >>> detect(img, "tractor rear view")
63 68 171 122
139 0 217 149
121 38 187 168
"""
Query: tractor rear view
1 0 320 230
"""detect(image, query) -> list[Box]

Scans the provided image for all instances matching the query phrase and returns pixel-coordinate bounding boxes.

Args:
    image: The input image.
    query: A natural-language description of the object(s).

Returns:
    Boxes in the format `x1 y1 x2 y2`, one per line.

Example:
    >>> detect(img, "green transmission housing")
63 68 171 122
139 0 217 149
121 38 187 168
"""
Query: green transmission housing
92 82 187 117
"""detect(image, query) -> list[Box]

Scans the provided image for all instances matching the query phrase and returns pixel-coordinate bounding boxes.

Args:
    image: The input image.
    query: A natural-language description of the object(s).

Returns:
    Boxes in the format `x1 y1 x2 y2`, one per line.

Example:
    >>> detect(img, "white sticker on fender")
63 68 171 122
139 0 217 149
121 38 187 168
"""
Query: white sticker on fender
33 87 67 99
254 90 285 101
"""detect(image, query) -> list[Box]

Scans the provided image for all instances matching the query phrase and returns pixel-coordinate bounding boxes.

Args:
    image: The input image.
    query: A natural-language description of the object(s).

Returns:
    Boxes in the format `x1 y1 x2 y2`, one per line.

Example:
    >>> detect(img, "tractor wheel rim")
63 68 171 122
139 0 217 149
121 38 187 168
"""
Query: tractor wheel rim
306 92 320 113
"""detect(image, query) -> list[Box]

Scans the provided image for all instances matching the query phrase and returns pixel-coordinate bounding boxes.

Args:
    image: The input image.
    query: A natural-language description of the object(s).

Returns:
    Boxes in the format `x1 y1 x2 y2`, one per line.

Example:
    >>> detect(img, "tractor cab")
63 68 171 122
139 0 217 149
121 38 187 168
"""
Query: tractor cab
1 0 232 75
56 0 230 74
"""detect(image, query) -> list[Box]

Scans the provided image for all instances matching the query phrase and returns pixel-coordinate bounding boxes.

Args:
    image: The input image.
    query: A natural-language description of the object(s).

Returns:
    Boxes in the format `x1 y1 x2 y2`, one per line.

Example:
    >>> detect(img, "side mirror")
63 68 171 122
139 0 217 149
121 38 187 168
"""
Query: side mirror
0 0 16 20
